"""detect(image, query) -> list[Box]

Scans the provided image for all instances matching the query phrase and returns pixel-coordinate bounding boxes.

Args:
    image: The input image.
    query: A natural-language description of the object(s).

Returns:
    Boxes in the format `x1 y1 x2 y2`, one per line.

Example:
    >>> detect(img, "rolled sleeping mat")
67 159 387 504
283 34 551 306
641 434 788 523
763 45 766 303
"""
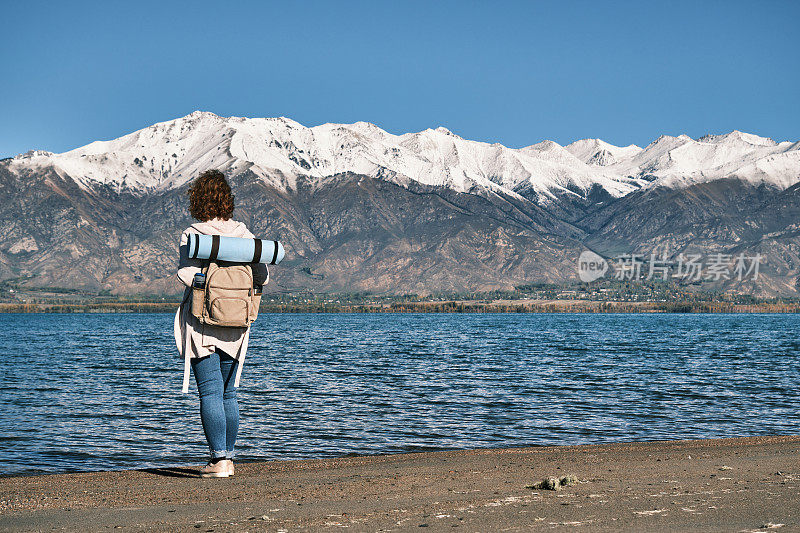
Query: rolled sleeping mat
187 234 285 264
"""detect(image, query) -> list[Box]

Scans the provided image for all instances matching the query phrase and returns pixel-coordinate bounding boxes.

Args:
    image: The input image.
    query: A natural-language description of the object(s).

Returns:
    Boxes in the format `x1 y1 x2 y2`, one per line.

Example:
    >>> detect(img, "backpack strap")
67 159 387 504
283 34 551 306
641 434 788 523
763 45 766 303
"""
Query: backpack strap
208 235 220 261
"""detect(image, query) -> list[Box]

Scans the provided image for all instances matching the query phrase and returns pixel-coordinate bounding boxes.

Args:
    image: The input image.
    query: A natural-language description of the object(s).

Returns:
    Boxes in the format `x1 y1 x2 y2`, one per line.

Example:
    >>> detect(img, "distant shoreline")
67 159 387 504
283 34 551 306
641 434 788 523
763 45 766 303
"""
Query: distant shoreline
1 299 798 314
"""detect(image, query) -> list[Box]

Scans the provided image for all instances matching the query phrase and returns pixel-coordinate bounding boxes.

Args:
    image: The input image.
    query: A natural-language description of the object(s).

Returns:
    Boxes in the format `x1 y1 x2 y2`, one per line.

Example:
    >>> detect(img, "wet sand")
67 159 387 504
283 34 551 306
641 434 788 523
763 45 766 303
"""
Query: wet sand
1 436 798 532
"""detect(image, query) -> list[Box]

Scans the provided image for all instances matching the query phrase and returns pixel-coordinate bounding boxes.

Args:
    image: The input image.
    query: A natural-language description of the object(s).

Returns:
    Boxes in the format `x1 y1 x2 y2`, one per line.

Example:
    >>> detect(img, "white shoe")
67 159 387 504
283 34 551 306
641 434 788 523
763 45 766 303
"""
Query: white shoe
199 460 230 478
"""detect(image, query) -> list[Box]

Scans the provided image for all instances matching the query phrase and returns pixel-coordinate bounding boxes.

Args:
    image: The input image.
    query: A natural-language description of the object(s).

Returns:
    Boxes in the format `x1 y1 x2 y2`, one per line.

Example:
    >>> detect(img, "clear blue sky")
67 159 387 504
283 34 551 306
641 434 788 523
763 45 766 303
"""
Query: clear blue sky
2 0 798 158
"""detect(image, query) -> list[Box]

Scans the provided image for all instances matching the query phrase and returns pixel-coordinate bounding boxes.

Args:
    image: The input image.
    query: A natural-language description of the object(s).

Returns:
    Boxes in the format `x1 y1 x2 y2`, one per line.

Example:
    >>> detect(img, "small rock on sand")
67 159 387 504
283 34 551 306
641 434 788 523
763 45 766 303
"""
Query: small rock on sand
526 474 579 491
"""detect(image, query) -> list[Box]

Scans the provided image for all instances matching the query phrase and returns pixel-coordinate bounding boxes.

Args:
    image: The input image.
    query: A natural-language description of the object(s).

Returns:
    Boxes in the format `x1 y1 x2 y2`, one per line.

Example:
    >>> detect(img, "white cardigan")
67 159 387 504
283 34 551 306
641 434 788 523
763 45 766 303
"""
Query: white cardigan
174 218 268 392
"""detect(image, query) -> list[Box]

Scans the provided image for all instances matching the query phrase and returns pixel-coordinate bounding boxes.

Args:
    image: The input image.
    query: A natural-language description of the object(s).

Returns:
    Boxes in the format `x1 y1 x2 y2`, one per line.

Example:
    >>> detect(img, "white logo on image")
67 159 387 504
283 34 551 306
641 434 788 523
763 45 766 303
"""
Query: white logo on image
578 250 608 282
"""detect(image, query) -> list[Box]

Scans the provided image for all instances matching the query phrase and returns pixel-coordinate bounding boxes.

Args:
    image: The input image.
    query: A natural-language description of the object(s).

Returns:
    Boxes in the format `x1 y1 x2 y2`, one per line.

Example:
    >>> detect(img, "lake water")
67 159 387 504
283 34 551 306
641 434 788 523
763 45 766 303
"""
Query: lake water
1 312 798 476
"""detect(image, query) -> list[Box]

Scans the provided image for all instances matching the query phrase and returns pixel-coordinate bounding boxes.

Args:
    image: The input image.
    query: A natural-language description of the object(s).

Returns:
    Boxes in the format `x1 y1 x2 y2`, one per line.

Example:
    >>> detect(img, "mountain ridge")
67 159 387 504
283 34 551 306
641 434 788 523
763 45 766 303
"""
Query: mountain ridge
2 113 798 297
7 112 797 202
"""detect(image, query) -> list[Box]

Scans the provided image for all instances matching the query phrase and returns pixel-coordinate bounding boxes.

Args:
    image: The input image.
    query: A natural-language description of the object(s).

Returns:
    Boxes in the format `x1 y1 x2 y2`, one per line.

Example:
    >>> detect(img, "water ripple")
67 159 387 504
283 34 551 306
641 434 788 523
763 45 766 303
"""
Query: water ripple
0 312 798 475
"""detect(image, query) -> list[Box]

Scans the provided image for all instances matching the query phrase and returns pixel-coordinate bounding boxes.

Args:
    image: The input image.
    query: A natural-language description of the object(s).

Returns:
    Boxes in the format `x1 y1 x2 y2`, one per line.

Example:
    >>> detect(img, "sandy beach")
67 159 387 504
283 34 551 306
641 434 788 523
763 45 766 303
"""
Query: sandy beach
1 436 798 532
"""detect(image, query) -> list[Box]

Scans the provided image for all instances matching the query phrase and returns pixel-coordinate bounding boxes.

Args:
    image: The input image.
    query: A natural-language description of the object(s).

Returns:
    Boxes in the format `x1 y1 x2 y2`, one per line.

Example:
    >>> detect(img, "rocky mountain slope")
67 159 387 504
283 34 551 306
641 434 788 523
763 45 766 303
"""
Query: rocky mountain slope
1 112 798 296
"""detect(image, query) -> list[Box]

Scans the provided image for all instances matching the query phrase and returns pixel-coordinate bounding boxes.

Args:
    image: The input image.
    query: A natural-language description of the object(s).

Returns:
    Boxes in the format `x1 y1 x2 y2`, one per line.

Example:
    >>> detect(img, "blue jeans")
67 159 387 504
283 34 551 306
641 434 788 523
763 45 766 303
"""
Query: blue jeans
191 352 239 459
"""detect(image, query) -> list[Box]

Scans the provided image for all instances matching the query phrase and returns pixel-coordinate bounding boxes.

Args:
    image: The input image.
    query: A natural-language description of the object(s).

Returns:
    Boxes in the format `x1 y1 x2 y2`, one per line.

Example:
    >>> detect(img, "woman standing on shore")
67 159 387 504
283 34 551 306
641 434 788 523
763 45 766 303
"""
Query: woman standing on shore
174 170 268 478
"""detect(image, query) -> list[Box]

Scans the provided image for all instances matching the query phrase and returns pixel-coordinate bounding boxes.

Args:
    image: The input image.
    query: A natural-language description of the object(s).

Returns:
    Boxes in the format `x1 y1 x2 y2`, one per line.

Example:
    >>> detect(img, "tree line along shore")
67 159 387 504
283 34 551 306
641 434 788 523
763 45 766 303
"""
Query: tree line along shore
2 279 798 313
1 299 799 314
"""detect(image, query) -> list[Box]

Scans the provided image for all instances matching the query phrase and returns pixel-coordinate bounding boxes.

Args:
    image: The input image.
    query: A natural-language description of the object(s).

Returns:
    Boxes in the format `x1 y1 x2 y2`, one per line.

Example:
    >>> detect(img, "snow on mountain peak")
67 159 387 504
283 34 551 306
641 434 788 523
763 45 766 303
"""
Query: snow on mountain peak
628 131 799 189
14 149 55 160
588 150 618 166
564 138 642 166
433 126 460 137
5 112 799 200
187 110 218 118
698 130 777 147
522 140 585 167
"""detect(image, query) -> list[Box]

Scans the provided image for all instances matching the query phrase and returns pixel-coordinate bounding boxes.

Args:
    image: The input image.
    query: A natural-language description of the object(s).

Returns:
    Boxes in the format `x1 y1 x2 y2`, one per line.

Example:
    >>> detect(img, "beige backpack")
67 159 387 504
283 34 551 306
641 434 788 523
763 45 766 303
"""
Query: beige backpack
190 261 261 327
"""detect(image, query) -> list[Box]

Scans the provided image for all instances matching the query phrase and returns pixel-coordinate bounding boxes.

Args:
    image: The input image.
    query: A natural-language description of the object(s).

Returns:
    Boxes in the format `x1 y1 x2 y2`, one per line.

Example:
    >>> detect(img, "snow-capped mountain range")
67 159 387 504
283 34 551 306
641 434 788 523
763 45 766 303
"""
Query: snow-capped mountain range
8 111 799 201
2 111 799 298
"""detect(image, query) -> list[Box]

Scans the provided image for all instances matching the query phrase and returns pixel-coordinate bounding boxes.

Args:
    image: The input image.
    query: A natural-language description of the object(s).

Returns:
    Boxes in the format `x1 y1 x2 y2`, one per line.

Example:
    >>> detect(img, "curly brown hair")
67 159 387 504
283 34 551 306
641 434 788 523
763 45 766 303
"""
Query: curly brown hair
187 170 235 221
